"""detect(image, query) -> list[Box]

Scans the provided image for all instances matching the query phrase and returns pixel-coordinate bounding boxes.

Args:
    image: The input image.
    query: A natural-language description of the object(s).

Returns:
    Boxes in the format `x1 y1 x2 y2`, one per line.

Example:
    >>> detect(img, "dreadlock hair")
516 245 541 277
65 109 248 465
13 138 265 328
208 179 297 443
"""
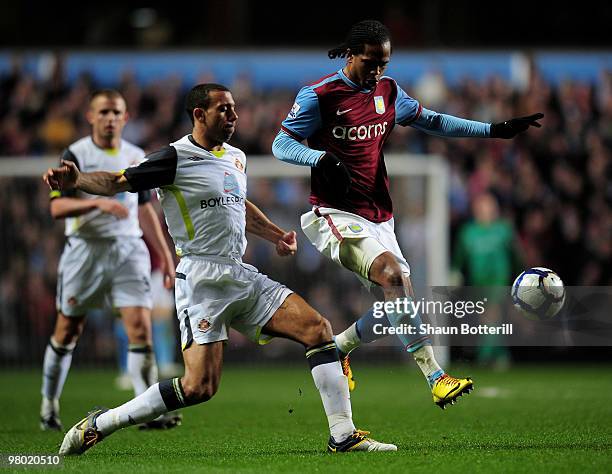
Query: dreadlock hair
185 83 230 125
328 20 391 59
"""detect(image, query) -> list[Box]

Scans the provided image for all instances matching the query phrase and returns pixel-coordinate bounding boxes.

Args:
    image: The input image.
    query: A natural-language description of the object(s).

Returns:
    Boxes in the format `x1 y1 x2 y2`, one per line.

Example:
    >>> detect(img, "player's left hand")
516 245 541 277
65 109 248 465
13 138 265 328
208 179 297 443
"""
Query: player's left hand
276 231 297 257
490 113 544 138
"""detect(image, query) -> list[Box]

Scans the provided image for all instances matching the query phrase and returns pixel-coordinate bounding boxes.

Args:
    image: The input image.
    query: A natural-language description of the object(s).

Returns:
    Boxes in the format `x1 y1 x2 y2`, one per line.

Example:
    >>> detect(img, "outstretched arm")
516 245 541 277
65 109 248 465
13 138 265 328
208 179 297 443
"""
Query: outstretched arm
411 108 543 139
44 146 178 196
245 199 297 256
394 81 542 139
44 160 131 196
411 108 491 137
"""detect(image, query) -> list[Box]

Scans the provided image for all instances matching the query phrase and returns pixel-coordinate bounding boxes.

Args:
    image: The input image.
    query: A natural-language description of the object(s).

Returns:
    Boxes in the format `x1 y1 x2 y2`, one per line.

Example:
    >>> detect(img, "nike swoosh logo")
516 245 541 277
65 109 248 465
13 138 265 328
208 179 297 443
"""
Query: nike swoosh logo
336 108 352 116
443 382 460 397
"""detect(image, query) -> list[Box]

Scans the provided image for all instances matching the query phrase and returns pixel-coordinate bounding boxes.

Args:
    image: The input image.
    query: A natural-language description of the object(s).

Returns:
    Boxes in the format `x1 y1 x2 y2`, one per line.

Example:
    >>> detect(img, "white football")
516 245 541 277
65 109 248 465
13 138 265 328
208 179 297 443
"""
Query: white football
511 267 566 320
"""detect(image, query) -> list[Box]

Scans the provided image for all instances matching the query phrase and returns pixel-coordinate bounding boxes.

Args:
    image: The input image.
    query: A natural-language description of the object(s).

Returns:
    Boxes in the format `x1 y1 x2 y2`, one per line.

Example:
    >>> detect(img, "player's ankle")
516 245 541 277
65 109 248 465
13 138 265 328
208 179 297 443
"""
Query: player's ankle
427 370 445 387
334 323 361 355
328 413 355 442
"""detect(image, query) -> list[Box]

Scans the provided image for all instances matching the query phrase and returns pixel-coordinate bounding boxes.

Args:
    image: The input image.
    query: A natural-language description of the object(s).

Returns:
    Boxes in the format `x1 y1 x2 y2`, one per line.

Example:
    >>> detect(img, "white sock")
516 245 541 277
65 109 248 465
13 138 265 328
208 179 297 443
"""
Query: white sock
412 345 444 385
40 337 75 415
334 323 361 355
311 361 355 441
95 383 168 436
40 398 60 420
127 346 159 396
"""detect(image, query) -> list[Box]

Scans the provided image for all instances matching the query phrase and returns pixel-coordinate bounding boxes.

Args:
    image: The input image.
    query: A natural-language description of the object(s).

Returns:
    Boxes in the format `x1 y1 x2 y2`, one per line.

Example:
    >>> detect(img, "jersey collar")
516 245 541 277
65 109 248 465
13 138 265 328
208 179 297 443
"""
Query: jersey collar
90 136 121 155
188 135 226 157
338 68 372 93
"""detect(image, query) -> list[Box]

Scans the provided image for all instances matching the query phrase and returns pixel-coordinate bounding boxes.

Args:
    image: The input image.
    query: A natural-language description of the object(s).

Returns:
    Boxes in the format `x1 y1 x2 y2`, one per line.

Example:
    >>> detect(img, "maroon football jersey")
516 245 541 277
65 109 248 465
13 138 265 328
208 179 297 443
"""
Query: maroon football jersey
282 69 421 223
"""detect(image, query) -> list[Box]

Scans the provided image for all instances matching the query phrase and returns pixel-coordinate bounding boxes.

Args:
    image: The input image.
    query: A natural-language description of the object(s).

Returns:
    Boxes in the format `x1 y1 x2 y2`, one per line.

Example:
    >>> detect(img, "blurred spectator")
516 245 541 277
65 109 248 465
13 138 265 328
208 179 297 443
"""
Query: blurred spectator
1 58 611 365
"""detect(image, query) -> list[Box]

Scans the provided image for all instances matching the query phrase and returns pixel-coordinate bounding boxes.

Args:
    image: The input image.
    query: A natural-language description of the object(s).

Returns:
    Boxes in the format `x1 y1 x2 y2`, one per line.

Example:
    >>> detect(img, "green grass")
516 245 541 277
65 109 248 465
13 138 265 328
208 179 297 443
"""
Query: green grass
1 364 611 473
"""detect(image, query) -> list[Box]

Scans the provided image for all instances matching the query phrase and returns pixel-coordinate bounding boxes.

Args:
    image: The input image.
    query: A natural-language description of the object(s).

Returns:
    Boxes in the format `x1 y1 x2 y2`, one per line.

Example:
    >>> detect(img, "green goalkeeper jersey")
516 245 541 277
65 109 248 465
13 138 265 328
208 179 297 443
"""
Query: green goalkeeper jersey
453 220 517 286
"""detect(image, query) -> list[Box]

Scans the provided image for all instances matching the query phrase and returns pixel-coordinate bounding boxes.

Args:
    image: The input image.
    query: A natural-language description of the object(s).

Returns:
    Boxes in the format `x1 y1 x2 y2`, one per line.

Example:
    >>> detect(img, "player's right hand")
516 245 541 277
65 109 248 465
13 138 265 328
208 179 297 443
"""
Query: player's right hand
317 152 351 199
276 230 297 257
95 199 129 219
43 160 79 190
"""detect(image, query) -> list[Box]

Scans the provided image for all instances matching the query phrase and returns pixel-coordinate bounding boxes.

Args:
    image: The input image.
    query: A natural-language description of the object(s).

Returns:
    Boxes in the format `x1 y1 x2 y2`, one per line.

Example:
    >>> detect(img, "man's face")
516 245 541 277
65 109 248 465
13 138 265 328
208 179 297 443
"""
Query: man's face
347 41 391 89
473 194 499 223
199 91 238 143
87 96 128 143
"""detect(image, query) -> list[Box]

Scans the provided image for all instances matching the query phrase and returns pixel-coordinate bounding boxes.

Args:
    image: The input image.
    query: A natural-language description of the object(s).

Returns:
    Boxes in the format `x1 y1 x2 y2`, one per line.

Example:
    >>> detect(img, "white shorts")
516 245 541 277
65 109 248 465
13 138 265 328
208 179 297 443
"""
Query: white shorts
174 256 293 348
301 207 410 288
56 237 152 316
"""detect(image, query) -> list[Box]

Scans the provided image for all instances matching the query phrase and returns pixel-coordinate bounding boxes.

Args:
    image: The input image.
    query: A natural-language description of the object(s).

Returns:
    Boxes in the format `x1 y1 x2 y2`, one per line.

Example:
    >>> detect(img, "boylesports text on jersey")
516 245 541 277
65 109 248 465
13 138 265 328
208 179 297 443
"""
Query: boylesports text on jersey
332 121 388 141
200 195 245 209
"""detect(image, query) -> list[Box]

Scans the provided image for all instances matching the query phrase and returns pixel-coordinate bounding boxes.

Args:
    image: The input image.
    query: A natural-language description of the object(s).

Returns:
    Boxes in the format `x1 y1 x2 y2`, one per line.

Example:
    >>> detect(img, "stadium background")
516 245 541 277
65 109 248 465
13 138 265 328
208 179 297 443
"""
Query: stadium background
0 1 611 371
0 4 611 472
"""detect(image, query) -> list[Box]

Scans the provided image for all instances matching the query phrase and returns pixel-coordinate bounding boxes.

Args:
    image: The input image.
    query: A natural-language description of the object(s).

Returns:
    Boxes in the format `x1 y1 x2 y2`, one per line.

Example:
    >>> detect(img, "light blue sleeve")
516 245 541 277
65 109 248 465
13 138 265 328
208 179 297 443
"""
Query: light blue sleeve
280 86 322 140
394 82 422 125
411 107 491 137
272 130 325 167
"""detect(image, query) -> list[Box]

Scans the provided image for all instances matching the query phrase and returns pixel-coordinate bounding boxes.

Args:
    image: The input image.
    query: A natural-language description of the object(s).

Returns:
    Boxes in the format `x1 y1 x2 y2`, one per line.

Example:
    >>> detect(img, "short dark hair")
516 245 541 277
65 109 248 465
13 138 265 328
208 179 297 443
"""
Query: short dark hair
89 88 125 105
328 20 391 59
185 83 230 125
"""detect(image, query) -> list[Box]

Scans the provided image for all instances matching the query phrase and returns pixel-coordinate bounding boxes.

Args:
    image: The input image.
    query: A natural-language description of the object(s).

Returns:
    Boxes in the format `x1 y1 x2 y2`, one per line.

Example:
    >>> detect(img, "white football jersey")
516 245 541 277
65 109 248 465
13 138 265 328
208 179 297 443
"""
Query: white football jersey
123 135 248 259
54 137 147 238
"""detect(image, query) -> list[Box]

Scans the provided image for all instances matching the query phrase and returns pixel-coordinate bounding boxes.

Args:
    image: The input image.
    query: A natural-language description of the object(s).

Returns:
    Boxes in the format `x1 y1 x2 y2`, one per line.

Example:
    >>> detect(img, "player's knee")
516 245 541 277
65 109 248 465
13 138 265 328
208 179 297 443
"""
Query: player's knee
377 263 404 289
181 377 219 405
53 331 78 346
304 315 333 346
126 325 149 344
53 318 84 345
124 317 151 344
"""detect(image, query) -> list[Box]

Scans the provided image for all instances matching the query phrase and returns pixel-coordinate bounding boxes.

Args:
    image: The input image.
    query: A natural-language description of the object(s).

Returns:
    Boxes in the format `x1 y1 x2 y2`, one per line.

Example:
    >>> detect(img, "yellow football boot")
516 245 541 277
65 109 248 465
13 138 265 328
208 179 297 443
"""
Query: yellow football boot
432 374 474 409
340 354 356 391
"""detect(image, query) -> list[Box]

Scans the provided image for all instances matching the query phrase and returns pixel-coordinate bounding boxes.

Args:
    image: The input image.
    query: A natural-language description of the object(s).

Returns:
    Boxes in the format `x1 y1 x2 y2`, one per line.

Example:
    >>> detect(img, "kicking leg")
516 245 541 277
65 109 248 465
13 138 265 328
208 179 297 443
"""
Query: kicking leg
371 253 474 408
60 341 223 455
336 250 474 407
262 293 396 452
40 312 85 431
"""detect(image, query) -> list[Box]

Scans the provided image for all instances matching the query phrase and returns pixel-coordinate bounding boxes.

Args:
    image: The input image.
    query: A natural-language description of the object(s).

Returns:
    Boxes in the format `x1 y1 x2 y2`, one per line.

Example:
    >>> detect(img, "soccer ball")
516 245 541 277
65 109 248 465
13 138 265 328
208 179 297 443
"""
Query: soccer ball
511 267 566 320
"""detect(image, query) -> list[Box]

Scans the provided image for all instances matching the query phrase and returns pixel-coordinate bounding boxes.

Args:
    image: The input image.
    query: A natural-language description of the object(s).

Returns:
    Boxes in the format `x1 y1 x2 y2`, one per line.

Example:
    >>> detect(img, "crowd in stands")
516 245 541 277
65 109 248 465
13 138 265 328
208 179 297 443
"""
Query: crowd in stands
1 58 610 364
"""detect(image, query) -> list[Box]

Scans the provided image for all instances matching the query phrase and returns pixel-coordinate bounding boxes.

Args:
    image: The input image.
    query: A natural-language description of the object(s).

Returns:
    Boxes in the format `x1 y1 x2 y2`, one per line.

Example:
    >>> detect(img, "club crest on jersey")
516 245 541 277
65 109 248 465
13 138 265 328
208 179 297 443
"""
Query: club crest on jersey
288 102 301 119
198 318 211 332
374 96 385 115
348 223 363 233
234 158 244 171
223 172 239 193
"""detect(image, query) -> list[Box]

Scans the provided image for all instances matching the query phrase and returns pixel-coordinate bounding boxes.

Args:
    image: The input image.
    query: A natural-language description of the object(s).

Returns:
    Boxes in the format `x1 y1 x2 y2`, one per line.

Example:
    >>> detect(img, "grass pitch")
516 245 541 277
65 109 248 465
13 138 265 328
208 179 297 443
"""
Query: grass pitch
1 364 611 473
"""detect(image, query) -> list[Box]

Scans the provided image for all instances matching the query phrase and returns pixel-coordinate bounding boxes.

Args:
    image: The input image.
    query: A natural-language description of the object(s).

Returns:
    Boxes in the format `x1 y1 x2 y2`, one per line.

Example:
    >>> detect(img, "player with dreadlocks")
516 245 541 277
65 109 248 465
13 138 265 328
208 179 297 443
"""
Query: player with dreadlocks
273 19 543 408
